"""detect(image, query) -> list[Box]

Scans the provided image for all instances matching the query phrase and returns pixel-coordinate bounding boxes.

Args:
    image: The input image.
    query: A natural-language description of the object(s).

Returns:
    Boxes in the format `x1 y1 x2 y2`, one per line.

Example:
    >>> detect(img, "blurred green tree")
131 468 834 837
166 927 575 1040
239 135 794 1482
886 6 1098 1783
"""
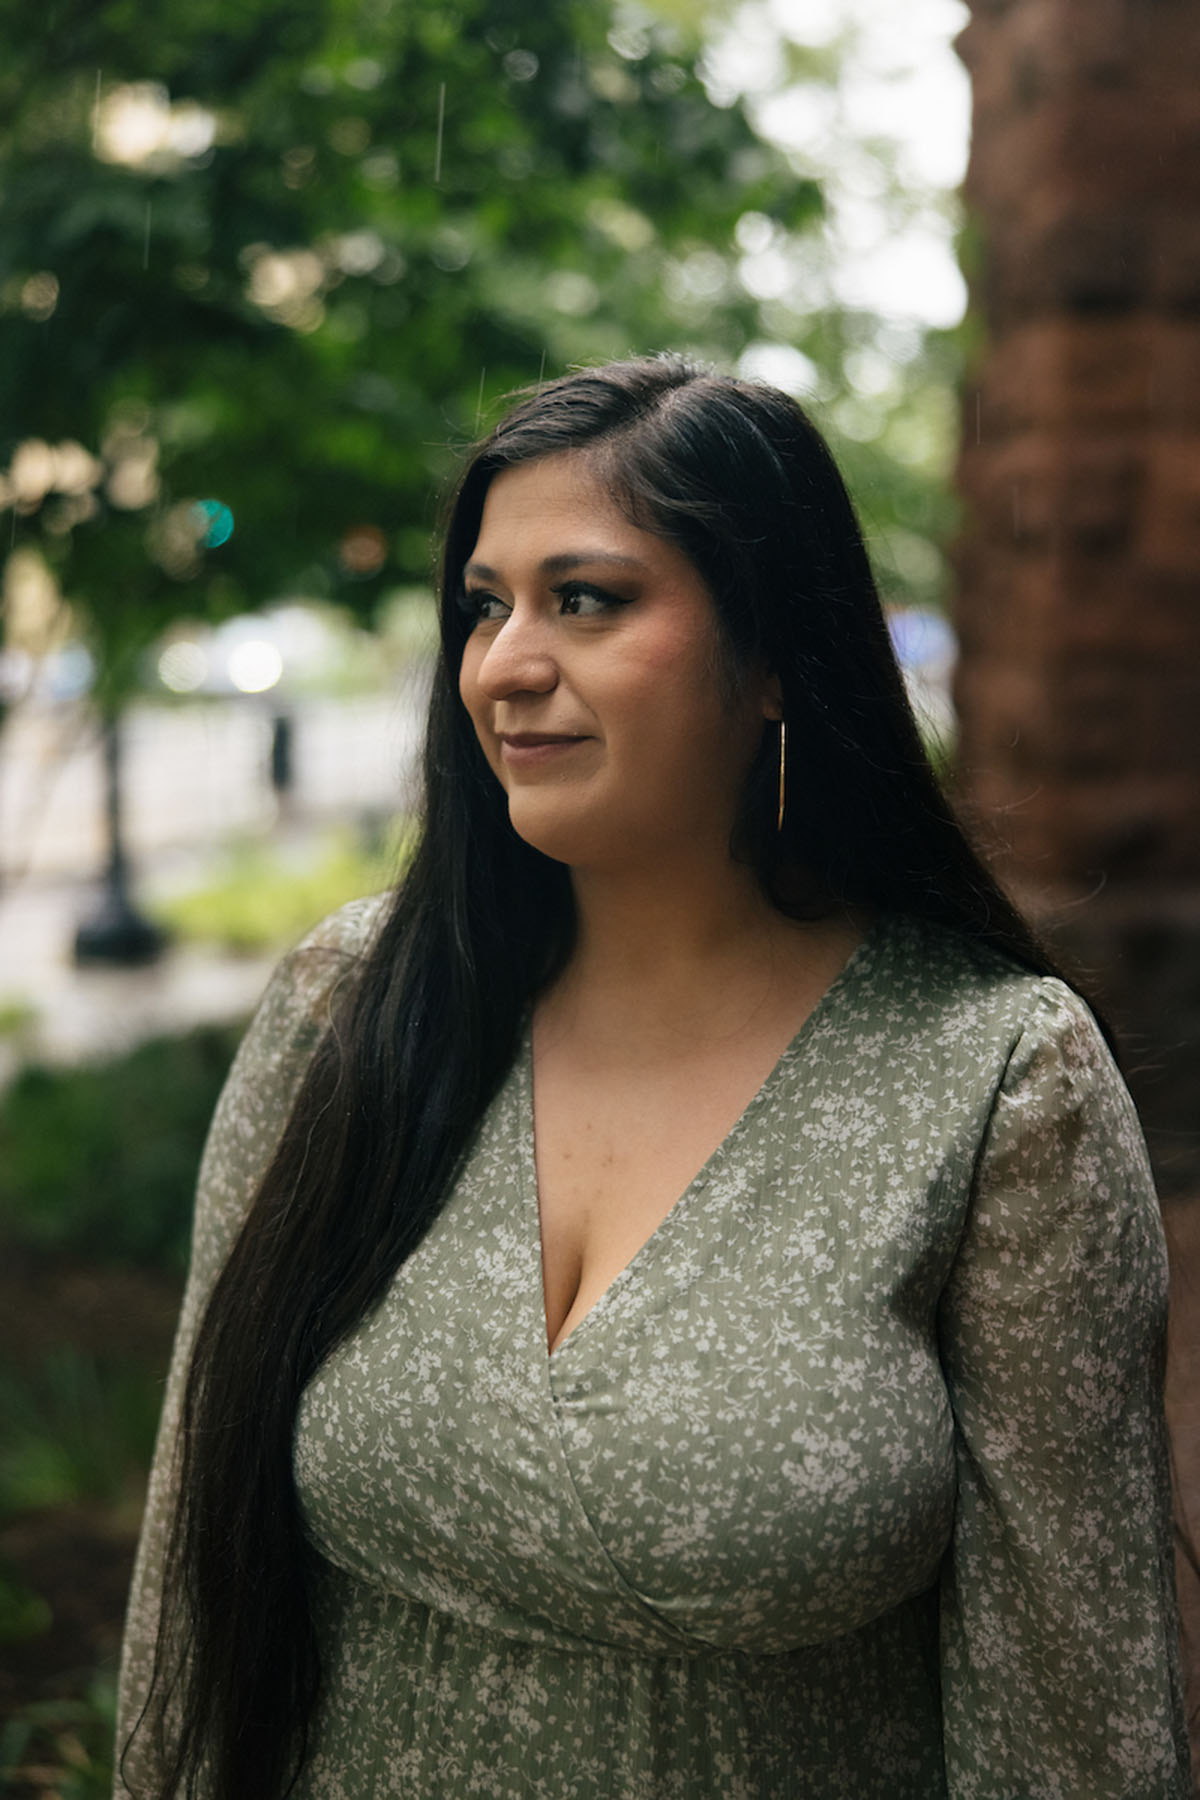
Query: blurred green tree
0 0 821 698
0 0 961 949
0 0 820 949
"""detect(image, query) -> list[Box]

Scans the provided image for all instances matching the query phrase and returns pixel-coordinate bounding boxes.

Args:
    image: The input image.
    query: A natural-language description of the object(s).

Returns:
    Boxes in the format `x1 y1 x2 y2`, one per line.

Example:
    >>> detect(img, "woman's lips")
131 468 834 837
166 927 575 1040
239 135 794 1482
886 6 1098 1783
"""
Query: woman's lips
498 732 590 768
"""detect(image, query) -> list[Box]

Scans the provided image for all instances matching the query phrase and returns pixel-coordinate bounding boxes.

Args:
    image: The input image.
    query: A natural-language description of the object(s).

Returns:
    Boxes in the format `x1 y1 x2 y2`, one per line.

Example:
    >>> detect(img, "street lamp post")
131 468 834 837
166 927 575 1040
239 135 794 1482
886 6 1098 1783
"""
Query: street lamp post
73 710 165 965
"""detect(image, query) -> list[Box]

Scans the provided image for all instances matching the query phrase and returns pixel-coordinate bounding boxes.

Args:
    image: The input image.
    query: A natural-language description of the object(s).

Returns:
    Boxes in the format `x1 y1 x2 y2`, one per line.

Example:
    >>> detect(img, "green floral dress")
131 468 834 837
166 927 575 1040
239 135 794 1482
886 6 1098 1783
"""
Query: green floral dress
116 899 1190 1798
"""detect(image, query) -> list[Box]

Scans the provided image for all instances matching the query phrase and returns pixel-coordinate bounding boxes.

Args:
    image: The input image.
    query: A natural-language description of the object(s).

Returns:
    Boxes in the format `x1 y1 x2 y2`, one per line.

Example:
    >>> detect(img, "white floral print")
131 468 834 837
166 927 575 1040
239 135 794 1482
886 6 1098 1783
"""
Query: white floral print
115 900 1190 1798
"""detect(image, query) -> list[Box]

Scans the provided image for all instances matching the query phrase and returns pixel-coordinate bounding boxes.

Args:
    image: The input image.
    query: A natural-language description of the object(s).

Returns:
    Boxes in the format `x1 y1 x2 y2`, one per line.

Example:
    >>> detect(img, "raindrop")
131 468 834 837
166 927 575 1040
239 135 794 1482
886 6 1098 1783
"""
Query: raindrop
502 49 539 82
434 82 445 184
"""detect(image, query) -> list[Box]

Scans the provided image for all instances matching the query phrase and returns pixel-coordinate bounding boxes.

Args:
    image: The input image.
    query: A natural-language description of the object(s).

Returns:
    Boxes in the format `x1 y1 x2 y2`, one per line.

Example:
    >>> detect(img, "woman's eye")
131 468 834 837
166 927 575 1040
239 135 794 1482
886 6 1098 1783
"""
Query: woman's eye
459 589 509 623
556 582 623 617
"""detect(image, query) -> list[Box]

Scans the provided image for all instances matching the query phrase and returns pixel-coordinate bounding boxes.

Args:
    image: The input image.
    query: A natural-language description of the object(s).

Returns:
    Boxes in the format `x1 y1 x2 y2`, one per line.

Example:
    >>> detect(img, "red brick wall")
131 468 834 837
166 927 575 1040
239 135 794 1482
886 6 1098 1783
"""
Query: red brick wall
954 0 1200 1198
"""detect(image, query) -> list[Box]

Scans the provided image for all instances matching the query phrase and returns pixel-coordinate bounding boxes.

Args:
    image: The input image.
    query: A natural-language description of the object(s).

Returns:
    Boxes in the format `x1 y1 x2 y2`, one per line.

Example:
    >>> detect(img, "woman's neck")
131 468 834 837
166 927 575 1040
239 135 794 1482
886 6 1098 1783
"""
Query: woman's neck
543 857 860 1058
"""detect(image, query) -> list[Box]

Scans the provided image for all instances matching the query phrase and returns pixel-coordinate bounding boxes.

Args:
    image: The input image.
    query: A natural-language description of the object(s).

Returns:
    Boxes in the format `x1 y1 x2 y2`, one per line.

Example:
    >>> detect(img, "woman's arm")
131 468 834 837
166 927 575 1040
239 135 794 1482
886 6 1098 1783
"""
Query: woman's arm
938 979 1190 1798
112 898 382 1798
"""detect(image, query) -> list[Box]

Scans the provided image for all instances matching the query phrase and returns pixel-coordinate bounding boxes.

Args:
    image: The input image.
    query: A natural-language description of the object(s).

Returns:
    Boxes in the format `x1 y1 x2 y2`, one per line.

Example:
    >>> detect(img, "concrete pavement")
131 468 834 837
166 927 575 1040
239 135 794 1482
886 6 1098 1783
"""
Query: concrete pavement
0 686 424 1081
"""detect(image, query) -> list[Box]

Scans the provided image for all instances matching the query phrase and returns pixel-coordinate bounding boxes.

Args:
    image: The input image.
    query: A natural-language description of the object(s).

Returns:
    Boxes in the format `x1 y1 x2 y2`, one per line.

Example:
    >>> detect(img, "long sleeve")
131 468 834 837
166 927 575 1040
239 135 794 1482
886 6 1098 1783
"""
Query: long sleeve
938 979 1190 1798
112 897 384 1798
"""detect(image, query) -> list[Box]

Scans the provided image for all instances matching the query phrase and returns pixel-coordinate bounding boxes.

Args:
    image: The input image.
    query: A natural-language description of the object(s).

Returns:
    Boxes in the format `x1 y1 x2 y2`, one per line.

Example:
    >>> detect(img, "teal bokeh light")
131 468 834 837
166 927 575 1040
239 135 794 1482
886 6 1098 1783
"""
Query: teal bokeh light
193 499 235 547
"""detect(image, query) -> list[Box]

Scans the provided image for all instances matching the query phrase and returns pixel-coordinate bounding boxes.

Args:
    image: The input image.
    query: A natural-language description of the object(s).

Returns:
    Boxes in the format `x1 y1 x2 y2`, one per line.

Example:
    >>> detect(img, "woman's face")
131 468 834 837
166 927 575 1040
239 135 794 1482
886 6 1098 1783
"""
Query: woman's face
457 451 779 874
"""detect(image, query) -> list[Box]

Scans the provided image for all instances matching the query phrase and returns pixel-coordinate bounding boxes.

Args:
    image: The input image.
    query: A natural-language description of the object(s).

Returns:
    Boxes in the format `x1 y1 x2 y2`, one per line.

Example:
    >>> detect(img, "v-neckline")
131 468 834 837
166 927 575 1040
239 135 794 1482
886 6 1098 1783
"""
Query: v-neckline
521 916 888 1363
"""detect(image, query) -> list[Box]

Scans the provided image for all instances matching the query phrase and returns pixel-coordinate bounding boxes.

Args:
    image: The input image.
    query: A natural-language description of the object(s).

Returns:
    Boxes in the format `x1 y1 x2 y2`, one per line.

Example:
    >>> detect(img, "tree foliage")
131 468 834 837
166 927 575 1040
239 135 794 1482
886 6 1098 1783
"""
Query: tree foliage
0 0 816 702
0 0 958 710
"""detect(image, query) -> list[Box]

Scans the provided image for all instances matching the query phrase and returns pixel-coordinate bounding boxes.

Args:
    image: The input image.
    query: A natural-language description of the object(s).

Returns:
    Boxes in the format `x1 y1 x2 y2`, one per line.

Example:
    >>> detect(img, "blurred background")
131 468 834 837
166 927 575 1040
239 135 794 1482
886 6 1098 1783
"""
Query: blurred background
2 0 1197 1791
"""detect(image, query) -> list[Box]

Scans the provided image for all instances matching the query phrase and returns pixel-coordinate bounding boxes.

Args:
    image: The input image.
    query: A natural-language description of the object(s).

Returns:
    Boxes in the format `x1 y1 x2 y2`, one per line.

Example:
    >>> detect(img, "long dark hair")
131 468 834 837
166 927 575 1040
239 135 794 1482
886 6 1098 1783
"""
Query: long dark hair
131 354 1066 1799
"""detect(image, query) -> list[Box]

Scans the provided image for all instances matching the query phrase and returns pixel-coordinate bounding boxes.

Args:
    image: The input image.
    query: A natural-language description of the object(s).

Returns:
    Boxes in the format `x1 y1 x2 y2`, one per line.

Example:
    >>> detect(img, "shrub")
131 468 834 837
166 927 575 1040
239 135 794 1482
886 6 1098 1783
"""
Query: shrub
0 1666 117 1799
0 1023 242 1274
151 826 402 954
0 1348 164 1519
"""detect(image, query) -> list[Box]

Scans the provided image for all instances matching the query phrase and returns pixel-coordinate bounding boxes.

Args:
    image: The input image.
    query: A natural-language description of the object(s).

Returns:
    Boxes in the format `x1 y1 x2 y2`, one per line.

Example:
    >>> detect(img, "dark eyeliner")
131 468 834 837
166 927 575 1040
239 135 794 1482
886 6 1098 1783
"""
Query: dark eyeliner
552 579 633 613
456 586 501 620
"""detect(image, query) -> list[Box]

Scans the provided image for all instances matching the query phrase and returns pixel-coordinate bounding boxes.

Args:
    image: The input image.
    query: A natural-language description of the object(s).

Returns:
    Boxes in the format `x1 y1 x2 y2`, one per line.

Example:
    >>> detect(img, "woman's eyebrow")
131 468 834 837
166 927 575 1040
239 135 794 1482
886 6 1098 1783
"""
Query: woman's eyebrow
462 551 650 582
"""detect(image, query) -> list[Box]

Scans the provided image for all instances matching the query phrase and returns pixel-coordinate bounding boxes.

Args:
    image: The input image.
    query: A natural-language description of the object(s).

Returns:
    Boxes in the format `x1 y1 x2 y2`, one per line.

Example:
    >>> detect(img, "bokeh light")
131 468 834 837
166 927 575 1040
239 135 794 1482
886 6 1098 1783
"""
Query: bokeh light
20 272 59 322
157 641 209 692
227 639 283 693
338 523 388 576
193 499 235 547
92 82 216 169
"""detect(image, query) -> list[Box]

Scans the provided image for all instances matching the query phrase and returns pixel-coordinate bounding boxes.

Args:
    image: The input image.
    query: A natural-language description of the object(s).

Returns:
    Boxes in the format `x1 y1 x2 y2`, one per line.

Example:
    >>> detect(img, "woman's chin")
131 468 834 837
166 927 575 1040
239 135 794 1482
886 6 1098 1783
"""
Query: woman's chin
502 792 633 870
504 802 592 866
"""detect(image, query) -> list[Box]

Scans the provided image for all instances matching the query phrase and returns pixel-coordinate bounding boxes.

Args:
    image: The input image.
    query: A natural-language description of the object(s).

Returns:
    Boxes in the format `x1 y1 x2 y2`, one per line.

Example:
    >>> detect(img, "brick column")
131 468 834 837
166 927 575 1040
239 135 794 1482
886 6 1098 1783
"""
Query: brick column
953 0 1200 1199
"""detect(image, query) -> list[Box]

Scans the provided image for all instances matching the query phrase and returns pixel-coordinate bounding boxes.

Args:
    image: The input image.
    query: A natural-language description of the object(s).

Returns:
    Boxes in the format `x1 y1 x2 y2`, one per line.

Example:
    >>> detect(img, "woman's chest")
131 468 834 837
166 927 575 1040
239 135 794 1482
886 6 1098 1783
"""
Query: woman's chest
534 1052 784 1355
293 1045 974 1655
531 985 861 1355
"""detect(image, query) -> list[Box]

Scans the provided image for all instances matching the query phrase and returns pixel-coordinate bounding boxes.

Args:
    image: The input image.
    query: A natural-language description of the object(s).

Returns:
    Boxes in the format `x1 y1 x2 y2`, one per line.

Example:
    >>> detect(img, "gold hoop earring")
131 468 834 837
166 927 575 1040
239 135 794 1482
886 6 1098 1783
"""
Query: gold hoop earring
776 719 787 833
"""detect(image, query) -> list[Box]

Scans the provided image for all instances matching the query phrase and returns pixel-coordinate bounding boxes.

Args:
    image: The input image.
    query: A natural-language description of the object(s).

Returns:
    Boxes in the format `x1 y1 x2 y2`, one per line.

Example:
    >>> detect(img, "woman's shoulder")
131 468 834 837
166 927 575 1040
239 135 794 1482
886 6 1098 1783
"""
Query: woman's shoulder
287 888 392 967
862 911 1110 1085
254 890 391 1032
209 891 392 1150
836 915 1142 1203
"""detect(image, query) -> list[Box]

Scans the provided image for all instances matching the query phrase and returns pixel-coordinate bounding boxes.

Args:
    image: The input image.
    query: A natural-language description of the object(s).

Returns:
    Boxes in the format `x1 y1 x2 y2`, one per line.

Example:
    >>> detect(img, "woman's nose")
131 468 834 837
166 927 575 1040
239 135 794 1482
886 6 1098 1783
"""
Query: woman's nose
474 608 558 699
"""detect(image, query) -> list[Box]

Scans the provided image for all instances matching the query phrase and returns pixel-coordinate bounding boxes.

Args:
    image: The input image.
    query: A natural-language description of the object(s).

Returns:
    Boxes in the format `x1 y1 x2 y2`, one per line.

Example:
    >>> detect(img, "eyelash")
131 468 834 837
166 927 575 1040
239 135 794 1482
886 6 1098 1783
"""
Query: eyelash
457 580 631 623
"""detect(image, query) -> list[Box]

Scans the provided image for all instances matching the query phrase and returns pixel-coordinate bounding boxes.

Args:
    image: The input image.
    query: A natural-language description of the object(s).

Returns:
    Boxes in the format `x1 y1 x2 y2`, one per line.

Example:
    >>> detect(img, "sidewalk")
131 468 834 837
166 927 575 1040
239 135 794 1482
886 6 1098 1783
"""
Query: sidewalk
0 687 423 1081
0 870 280 1086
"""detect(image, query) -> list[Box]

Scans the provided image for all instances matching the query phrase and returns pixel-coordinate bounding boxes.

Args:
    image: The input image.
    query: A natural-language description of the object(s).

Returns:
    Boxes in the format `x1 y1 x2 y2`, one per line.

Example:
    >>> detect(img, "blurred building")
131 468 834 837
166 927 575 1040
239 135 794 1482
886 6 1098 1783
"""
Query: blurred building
953 0 1200 1202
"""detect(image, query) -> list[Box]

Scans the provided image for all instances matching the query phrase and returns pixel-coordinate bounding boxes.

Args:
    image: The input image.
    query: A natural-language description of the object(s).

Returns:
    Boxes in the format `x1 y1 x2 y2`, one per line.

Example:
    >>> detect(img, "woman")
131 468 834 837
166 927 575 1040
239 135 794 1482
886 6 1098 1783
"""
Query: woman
116 355 1189 1798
